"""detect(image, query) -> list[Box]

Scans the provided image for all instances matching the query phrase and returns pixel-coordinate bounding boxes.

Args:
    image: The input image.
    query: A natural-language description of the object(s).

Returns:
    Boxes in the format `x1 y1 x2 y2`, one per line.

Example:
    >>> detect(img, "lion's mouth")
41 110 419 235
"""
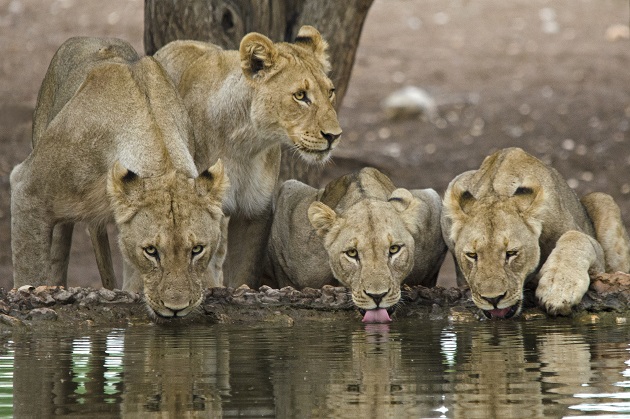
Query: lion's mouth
482 303 519 319
359 307 396 323
146 302 195 320
293 137 335 161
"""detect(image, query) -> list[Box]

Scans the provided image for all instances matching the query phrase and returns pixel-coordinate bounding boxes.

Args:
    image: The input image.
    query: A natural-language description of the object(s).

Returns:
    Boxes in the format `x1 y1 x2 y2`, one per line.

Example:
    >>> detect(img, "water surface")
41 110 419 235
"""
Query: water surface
4 317 630 417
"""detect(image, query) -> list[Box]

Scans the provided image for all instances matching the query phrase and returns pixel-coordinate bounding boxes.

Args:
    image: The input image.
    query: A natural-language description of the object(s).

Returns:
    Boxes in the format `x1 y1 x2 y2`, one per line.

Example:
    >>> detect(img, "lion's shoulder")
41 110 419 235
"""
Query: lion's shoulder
154 40 231 88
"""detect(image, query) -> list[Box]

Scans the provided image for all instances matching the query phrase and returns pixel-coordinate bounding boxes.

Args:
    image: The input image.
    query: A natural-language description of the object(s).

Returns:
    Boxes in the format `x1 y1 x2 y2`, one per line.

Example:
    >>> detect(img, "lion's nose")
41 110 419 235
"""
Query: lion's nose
321 130 341 147
482 292 506 308
365 291 388 305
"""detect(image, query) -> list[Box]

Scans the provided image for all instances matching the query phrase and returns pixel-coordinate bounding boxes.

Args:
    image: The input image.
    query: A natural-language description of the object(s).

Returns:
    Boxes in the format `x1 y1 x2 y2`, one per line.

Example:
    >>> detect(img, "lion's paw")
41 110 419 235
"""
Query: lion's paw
536 262 590 316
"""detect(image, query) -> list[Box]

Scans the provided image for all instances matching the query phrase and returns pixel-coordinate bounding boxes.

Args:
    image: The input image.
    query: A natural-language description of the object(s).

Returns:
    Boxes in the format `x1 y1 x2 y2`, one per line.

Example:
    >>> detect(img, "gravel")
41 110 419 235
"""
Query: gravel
0 272 628 330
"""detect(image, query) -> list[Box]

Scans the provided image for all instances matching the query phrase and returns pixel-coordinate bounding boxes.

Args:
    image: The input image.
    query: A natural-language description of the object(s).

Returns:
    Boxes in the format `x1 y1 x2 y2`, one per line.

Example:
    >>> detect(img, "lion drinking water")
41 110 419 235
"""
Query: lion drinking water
441 147 630 318
267 168 447 323
10 37 228 318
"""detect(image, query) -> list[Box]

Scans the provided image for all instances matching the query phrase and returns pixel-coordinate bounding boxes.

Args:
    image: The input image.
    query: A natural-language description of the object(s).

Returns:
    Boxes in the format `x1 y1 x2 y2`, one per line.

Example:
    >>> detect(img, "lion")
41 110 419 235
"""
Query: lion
266 168 447 323
441 147 630 318
10 37 229 318
154 25 342 288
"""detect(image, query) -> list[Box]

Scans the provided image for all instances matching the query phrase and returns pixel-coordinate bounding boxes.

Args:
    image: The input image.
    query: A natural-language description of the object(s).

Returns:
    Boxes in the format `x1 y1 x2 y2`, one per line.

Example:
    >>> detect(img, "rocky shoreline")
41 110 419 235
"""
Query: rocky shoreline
0 272 629 331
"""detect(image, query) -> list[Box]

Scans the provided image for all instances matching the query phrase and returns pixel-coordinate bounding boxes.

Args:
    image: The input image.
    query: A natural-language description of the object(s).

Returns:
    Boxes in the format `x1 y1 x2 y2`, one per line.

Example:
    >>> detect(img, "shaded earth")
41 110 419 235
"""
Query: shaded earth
0 0 629 295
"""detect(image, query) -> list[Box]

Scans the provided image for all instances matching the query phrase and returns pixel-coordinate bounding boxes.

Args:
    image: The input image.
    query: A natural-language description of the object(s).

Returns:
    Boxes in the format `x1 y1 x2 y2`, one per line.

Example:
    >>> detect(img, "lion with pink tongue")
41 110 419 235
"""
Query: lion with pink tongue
266 168 447 323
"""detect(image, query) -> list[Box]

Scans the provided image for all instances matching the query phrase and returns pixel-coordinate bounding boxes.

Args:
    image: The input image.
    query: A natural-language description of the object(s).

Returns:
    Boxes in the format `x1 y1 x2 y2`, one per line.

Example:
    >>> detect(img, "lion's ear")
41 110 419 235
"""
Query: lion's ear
240 32 278 79
107 161 142 224
443 180 476 223
389 188 422 233
295 25 331 73
308 201 337 237
512 183 545 217
196 159 230 209
388 188 414 210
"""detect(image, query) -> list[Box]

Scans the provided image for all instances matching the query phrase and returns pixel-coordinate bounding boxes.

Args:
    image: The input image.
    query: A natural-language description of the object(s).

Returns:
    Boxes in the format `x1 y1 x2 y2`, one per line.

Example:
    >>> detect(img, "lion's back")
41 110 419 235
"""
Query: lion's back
33 37 139 146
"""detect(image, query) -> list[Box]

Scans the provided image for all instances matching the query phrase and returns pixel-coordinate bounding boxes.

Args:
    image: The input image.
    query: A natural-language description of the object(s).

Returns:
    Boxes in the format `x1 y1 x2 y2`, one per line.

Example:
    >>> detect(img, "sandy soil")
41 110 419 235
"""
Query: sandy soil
0 0 629 290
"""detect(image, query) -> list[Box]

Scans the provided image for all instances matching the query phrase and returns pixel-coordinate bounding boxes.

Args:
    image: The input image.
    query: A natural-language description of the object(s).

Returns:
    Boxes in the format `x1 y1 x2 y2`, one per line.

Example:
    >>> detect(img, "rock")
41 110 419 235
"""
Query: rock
51 288 74 304
32 286 58 305
449 306 478 322
0 313 26 328
301 288 321 299
98 289 117 302
210 287 230 299
382 86 438 120
522 309 547 321
232 284 252 298
17 285 34 294
606 24 630 41
81 291 99 306
26 308 58 321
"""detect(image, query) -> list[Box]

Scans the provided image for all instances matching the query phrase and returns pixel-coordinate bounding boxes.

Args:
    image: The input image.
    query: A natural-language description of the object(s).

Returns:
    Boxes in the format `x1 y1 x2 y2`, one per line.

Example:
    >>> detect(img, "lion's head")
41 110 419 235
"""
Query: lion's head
239 25 342 162
308 189 423 323
108 160 228 319
443 179 545 319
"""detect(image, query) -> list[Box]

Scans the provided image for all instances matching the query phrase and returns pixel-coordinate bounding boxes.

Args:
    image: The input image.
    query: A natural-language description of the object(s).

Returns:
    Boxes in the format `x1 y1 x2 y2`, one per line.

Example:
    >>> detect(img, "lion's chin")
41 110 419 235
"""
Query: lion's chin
482 302 520 319
145 303 196 320
297 147 332 163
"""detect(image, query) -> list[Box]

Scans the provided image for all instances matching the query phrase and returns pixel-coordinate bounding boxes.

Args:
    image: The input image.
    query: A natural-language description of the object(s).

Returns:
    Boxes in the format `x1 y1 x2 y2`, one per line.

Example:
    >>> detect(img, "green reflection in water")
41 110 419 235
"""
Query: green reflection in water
0 350 13 418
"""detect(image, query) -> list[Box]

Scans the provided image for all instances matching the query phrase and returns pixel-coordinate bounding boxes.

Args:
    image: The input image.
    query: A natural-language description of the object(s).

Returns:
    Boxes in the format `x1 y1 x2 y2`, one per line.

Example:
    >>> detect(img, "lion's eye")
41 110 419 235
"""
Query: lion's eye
328 88 335 99
144 246 159 259
293 90 307 101
192 245 204 256
345 249 359 259
465 252 478 261
389 245 401 255
506 250 518 260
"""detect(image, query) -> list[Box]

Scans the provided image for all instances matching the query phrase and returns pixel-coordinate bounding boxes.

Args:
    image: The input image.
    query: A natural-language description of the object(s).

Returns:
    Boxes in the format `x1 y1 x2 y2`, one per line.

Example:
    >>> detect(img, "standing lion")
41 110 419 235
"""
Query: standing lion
154 26 342 288
11 37 228 318
441 147 630 318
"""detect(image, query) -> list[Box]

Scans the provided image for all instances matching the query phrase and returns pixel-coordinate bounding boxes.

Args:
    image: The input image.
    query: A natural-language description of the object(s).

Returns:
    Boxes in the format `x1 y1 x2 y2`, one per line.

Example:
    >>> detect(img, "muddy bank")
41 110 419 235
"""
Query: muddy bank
0 272 627 332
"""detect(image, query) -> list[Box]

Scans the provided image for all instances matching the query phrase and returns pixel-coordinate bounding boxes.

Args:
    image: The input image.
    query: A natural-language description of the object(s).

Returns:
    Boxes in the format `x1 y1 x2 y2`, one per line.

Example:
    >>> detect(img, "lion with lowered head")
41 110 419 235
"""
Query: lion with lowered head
154 25 342 288
441 147 630 318
266 168 447 323
11 37 228 319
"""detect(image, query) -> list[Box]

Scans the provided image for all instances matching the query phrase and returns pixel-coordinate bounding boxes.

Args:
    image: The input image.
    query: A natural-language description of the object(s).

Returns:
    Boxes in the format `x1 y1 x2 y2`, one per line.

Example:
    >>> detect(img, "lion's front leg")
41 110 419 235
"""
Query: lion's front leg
49 223 74 287
11 196 56 288
581 192 630 273
224 213 271 289
88 224 117 290
536 230 605 315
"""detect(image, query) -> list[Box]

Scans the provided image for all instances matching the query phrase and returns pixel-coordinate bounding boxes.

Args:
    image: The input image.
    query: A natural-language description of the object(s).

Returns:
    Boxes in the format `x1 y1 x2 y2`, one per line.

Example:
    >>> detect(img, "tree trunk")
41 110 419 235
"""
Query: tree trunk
144 0 373 107
144 0 373 185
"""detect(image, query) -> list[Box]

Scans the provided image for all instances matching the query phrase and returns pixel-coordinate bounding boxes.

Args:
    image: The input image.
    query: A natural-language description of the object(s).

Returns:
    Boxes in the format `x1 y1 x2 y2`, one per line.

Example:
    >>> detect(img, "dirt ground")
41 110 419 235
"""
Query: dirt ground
0 0 629 291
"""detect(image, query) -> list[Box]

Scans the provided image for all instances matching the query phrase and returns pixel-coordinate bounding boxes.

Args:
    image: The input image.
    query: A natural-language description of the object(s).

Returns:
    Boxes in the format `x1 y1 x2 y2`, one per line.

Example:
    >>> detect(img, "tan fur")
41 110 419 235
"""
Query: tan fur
154 26 342 287
10 37 228 318
441 147 630 317
266 168 447 312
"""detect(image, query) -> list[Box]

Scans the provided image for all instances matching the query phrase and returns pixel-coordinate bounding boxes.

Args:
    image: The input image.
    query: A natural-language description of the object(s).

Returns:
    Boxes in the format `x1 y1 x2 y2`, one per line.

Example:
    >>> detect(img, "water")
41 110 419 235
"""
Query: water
2 317 630 418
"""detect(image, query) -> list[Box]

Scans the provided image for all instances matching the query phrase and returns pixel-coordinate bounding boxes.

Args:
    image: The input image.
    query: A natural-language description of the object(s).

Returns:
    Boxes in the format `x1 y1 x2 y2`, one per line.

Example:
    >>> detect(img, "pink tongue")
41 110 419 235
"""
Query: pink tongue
362 308 392 323
489 307 511 318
